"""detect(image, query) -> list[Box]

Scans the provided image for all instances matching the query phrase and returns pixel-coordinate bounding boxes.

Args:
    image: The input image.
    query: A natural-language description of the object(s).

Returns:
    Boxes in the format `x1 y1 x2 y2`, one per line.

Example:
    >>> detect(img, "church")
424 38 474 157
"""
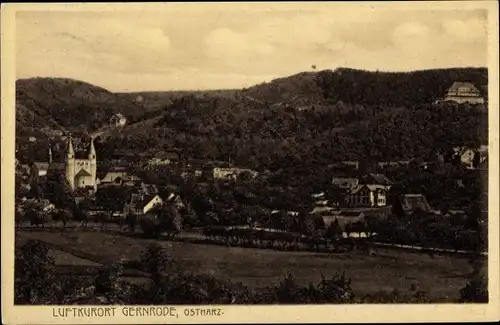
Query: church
30 137 98 191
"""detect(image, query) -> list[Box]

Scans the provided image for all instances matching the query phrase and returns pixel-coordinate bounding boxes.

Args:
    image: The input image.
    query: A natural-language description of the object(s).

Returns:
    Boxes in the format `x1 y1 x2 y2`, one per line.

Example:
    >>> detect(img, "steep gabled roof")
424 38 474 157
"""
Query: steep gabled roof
348 185 368 194
365 173 393 185
47 163 66 173
310 206 336 215
447 81 481 93
365 184 388 192
338 210 364 218
135 194 161 210
141 183 159 195
400 194 431 212
33 162 50 171
75 169 92 177
332 177 359 188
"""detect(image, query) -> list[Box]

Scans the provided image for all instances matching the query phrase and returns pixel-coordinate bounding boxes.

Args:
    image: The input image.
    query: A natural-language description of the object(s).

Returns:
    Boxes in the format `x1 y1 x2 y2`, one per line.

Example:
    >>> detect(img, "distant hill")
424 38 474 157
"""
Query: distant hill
116 89 241 115
242 72 326 109
16 77 146 133
17 68 488 170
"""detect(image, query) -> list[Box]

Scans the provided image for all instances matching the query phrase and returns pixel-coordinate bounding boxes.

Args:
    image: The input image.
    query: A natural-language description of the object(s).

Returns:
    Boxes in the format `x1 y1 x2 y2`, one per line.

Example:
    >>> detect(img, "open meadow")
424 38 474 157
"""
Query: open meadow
16 229 473 302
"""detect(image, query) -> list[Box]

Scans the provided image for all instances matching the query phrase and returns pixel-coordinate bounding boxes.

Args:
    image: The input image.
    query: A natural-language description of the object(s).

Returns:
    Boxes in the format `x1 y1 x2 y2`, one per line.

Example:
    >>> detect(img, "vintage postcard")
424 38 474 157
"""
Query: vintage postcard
1 1 499 324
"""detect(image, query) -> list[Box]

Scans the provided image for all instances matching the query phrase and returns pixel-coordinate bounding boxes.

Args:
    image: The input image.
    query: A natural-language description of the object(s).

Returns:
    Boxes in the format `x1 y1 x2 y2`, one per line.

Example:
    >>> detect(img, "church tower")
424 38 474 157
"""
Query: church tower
48 145 53 164
65 136 75 190
89 137 97 190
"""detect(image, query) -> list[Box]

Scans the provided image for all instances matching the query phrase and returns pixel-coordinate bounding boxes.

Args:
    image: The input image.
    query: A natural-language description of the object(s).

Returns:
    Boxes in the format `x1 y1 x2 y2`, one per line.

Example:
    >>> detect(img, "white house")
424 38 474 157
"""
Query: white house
453 145 488 169
109 113 127 127
212 167 257 180
124 193 163 216
442 81 485 104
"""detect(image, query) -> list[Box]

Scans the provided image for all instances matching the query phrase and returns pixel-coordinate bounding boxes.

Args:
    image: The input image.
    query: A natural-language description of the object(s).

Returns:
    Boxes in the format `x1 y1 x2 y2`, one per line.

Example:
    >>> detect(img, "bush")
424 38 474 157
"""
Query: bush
94 262 124 301
140 242 171 276
139 215 163 238
126 213 138 232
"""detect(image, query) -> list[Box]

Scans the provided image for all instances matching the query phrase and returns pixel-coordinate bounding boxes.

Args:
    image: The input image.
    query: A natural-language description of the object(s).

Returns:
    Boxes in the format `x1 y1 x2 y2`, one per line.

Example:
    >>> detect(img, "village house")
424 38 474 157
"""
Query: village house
321 210 365 231
144 151 181 169
84 204 108 217
109 113 127 127
453 145 488 169
361 173 393 187
212 167 257 181
344 185 388 208
329 161 359 173
310 206 336 216
334 173 393 208
141 183 159 195
331 177 359 190
439 81 485 104
377 160 411 168
165 192 185 210
97 166 141 187
445 209 468 223
392 193 433 217
271 210 300 217
123 193 163 216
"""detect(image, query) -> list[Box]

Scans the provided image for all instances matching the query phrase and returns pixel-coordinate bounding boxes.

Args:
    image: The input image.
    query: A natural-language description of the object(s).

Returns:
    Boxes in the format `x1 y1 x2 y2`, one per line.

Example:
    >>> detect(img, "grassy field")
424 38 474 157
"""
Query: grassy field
16 230 473 301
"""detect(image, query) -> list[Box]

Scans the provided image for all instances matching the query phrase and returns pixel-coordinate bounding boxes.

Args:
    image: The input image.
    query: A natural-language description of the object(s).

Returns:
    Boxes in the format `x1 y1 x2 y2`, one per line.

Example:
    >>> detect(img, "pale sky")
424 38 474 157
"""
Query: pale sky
15 5 488 92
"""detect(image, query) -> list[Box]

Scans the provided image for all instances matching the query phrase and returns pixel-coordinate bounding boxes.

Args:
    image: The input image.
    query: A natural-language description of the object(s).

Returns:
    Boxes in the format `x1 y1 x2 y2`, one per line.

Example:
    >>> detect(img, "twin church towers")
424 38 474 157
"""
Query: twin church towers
45 136 98 191
64 136 97 190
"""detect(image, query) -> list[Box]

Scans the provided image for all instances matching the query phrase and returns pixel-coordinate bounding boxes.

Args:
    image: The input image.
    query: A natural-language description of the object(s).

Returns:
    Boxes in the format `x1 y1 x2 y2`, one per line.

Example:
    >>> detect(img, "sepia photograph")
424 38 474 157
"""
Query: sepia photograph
1 1 499 324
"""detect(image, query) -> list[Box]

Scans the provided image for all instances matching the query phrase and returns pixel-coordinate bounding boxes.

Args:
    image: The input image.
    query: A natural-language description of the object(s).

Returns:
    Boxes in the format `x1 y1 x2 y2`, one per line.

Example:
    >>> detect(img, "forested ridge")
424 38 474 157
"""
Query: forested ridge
17 68 488 171
16 77 145 133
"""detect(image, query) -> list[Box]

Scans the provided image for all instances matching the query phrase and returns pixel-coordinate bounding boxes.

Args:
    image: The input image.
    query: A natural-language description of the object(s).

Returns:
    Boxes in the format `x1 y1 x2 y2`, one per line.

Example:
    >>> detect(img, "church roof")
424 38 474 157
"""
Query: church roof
75 169 92 177
47 163 65 173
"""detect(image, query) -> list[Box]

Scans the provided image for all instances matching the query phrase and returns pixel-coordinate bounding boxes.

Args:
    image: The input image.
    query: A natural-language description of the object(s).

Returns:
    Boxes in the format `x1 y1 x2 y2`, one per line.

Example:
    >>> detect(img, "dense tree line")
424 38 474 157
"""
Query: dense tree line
104 93 487 174
315 67 488 106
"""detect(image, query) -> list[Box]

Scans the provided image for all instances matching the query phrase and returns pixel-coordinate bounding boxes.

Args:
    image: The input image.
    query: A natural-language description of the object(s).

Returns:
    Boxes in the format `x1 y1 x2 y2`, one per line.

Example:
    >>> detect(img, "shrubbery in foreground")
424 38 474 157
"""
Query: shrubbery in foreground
15 240 487 305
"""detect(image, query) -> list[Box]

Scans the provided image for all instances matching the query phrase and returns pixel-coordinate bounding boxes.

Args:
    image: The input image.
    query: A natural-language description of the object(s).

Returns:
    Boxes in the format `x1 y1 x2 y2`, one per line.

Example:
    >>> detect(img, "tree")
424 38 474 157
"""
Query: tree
459 275 488 303
316 272 355 303
301 218 316 237
48 174 75 209
181 203 199 229
325 219 343 243
125 213 138 232
157 204 183 240
15 240 56 304
53 208 71 229
139 214 162 238
275 274 304 303
94 262 124 303
26 205 50 228
140 242 172 298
